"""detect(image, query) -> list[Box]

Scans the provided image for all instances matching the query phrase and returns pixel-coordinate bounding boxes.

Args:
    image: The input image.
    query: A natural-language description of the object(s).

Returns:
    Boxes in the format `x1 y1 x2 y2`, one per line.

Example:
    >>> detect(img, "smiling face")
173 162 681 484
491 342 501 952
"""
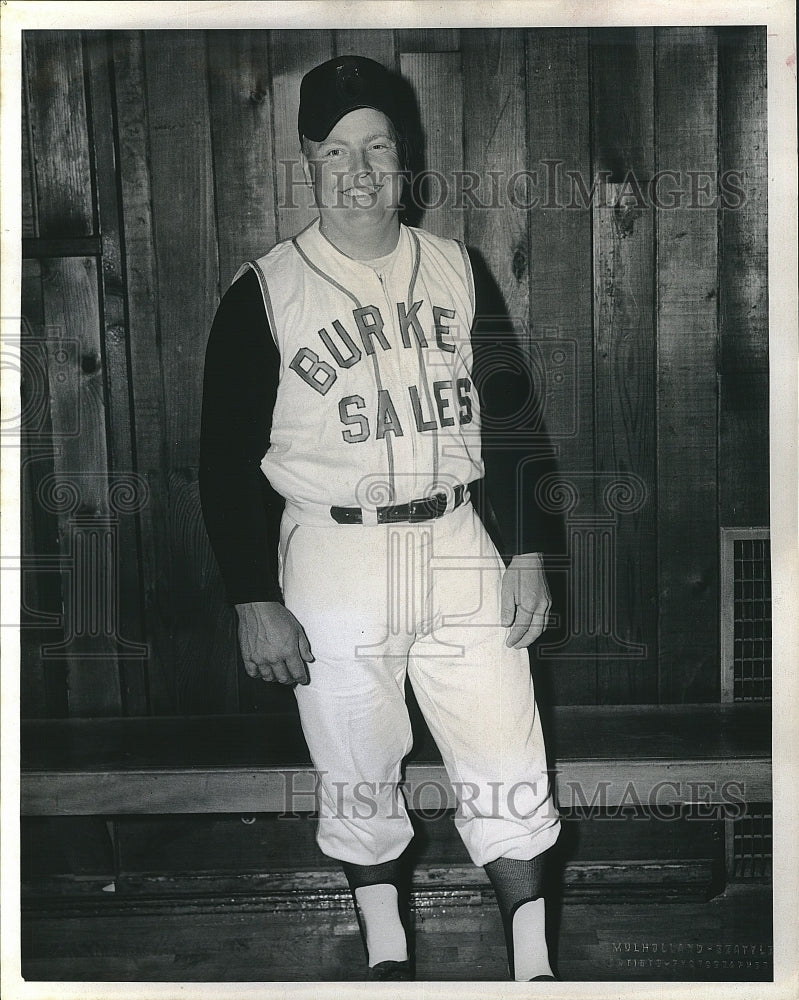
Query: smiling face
301 107 403 253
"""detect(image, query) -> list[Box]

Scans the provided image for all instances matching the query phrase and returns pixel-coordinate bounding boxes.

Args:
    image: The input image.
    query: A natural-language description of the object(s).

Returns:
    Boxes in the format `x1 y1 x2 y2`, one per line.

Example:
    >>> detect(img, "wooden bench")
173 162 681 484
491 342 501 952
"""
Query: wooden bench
22 703 771 816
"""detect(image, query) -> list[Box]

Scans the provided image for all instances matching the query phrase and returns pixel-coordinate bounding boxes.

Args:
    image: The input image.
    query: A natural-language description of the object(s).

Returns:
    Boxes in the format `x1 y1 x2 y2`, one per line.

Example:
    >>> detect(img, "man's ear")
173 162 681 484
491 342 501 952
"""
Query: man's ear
300 147 313 186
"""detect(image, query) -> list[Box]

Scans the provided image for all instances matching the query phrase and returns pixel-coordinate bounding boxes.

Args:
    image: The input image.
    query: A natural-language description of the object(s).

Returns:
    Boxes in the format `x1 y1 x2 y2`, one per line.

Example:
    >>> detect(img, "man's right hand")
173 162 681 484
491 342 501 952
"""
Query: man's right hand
234 601 314 685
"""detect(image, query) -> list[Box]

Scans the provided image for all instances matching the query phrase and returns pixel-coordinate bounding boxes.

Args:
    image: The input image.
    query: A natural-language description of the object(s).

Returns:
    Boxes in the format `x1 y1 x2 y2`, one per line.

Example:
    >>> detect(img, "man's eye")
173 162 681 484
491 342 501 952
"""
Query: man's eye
325 148 344 157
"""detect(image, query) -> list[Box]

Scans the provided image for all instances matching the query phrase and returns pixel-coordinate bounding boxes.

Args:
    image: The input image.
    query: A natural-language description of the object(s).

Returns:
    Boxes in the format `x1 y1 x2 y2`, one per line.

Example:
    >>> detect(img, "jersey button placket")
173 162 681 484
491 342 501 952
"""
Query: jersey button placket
376 268 419 504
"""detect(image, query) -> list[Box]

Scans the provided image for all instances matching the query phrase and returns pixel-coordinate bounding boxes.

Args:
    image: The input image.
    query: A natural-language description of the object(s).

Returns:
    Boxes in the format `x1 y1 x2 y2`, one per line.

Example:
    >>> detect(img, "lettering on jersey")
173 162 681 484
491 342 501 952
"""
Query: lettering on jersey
289 347 337 395
353 305 390 355
456 377 473 424
319 320 361 368
433 306 456 353
339 395 369 443
376 389 404 439
433 379 455 427
337 379 474 444
288 299 461 392
409 385 437 432
397 300 426 348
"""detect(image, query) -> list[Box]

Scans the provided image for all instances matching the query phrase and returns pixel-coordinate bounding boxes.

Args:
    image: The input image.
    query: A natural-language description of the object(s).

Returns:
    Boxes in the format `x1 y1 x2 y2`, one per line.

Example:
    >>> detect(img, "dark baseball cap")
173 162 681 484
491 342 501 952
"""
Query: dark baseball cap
298 55 405 142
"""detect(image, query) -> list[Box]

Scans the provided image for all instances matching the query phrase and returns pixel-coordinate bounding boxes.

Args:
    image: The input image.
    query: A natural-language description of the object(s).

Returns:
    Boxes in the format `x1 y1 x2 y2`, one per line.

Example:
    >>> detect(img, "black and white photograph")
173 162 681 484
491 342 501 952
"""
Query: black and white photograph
1 1 796 997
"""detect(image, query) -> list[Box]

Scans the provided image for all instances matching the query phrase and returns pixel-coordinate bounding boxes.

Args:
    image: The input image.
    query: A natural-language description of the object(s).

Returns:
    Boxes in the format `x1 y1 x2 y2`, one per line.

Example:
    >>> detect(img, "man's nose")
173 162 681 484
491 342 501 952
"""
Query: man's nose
349 147 370 182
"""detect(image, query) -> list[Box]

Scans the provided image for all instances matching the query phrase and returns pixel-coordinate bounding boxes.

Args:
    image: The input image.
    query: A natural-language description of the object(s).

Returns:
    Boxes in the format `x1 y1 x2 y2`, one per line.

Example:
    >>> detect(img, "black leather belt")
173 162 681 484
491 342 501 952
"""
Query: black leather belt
330 482 474 525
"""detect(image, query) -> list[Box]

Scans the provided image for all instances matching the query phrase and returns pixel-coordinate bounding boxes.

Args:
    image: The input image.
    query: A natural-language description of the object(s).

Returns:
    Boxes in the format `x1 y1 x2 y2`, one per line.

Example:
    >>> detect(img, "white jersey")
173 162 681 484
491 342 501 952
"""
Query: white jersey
236 220 482 508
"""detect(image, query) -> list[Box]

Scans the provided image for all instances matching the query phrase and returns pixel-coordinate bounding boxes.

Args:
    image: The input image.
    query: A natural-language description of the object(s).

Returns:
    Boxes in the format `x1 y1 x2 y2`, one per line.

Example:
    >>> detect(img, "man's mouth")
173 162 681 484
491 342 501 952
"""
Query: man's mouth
342 184 383 205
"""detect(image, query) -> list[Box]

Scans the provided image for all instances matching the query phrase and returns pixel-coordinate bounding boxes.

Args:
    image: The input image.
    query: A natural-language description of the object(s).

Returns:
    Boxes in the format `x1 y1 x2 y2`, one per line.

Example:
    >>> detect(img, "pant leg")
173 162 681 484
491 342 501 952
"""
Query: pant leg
279 512 416 865
406 504 560 867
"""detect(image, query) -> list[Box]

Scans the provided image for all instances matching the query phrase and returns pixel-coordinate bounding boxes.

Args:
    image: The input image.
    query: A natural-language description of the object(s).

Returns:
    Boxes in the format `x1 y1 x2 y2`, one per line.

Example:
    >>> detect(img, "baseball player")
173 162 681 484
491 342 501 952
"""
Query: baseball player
200 55 561 982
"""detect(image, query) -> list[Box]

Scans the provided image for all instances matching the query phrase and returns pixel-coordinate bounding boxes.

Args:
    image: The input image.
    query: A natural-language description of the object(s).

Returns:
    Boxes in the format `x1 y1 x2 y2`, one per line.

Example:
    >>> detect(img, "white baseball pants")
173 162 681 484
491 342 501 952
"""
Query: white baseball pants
278 501 560 868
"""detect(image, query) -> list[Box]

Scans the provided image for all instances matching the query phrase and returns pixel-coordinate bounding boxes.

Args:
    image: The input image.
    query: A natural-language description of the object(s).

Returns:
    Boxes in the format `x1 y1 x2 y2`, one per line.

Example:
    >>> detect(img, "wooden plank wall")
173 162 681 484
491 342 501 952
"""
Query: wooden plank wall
23 32 122 717
19 27 769 716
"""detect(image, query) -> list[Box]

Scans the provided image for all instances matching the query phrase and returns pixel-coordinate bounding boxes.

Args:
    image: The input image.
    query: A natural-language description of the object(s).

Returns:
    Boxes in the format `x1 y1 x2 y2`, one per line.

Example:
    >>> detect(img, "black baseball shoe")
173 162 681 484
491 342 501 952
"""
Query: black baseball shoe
367 959 413 981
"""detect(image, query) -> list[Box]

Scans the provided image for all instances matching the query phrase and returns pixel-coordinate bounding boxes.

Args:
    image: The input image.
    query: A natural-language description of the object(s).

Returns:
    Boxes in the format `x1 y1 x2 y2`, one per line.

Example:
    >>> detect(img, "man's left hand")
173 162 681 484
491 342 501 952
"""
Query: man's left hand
500 552 551 648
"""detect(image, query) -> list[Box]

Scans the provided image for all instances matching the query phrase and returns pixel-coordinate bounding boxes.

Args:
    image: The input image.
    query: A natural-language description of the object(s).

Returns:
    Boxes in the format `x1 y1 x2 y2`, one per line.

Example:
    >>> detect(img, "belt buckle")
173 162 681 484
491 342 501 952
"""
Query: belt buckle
407 497 424 523
410 494 445 523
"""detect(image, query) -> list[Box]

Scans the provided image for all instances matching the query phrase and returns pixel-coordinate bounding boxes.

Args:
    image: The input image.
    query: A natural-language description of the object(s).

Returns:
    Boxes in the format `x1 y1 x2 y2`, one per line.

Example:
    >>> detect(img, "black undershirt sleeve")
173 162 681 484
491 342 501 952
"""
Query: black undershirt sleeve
199 268 285 605
468 248 562 560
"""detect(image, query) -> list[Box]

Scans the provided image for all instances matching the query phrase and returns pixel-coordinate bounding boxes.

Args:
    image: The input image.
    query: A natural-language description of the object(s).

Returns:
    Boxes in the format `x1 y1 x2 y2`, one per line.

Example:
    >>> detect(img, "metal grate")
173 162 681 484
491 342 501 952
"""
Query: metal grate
720 528 771 702
728 807 773 880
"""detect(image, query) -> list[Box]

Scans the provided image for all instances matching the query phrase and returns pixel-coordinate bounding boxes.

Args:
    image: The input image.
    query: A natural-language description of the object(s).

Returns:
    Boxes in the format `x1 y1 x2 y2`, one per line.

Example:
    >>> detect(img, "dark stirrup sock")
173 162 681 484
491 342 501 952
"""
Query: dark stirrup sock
484 853 554 981
342 858 410 968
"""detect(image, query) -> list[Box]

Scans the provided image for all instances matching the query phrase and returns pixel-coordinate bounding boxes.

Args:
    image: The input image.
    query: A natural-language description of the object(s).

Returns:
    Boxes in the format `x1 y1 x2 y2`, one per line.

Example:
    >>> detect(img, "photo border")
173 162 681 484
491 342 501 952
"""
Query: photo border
2 3 796 999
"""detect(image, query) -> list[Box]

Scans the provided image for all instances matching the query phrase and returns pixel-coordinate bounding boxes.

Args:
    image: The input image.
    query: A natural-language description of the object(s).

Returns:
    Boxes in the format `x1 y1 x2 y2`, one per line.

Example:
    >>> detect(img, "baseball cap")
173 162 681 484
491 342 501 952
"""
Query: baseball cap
298 56 405 142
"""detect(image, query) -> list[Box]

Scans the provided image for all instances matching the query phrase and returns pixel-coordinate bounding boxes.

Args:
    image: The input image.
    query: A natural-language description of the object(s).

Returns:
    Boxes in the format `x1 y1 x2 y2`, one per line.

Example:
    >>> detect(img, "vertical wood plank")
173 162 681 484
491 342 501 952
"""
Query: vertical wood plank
592 190 658 703
23 31 94 237
718 26 769 527
85 31 149 715
334 29 397 69
400 51 463 240
591 28 655 185
20 292 48 717
270 30 334 241
591 28 658 703
655 27 720 703
206 30 279 288
40 257 122 717
142 30 232 713
112 31 174 715
397 29 460 52
525 29 597 702
719 372 770 524
462 29 528 320
20 459 49 717
143 29 219 469
22 81 37 238
20 260 67 718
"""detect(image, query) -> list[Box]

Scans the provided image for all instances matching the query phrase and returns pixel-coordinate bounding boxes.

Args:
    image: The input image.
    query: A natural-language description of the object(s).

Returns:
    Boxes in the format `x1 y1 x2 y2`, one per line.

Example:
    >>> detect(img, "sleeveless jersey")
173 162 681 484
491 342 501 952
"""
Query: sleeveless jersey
235 220 482 508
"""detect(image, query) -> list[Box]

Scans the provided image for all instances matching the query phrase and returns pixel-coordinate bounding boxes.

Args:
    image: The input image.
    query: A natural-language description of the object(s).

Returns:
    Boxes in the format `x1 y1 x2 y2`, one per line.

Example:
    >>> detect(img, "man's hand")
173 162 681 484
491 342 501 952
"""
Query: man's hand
500 552 552 648
234 601 314 685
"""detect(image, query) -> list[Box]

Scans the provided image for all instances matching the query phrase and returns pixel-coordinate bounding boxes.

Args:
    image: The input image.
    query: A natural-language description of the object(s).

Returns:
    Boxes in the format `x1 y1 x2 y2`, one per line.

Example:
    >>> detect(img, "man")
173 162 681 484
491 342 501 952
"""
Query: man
200 55 560 982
